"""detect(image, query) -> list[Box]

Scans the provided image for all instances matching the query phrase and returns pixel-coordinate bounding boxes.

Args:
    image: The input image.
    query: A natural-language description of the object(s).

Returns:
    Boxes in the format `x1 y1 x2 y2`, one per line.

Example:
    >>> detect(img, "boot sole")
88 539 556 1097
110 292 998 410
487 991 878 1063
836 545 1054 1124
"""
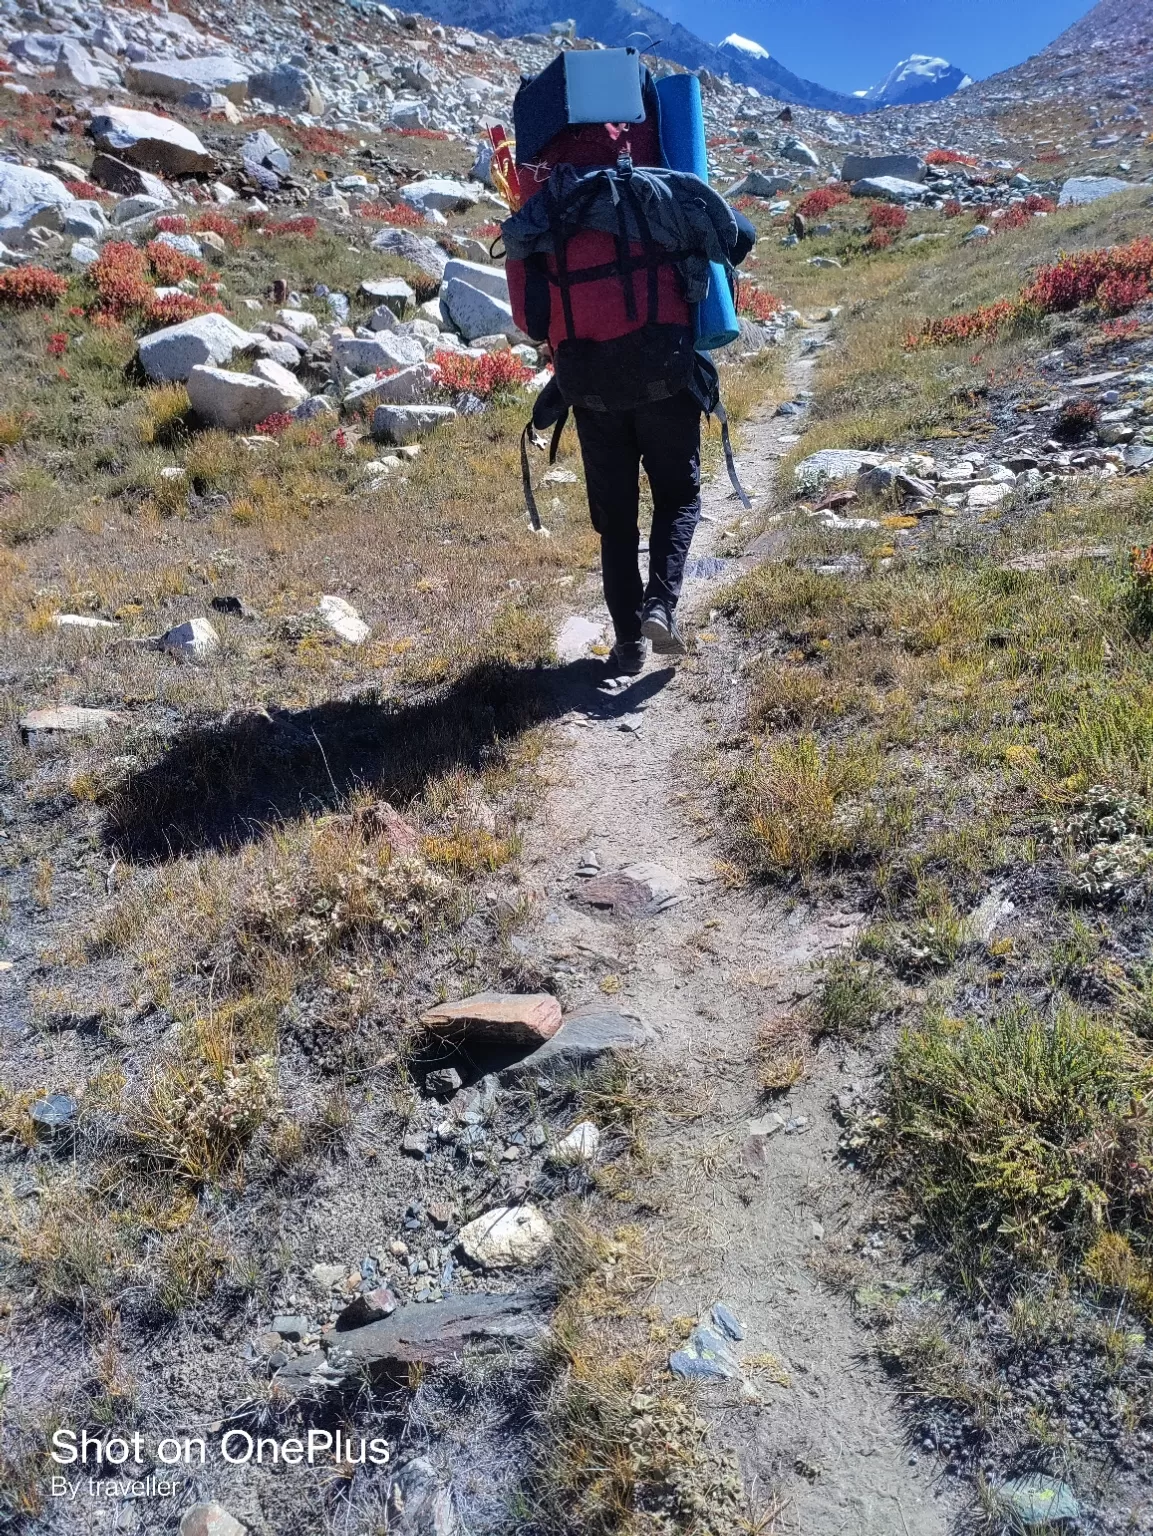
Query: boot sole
641 615 688 655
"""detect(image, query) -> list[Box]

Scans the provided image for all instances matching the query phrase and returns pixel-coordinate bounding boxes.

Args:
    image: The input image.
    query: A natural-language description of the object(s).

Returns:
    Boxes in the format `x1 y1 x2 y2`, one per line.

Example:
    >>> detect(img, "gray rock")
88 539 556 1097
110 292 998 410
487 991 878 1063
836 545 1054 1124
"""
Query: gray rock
670 1324 741 1380
391 99 430 129
1124 444 1153 471
373 404 457 444
61 201 108 241
996 1473 1079 1527
243 129 291 178
440 258 508 303
178 1505 247 1536
576 862 684 916
29 1093 78 1135
399 177 481 215
841 153 926 184
20 706 120 743
780 137 820 168
276 1292 546 1392
336 1287 397 1329
370 227 449 278
963 224 994 243
93 159 175 206
0 163 73 215
138 315 264 383
187 365 303 429
333 333 427 376
384 1458 459 1536
125 56 249 105
498 1008 650 1083
1059 175 1133 206
794 448 885 491
457 1205 552 1269
556 614 603 661
295 396 338 421
857 465 934 502
361 276 416 314
89 108 216 177
158 617 220 659
249 63 326 115
850 175 927 203
726 170 793 200
270 1314 310 1340
56 40 119 90
711 1302 745 1341
441 279 524 343
425 1068 463 1097
345 364 437 407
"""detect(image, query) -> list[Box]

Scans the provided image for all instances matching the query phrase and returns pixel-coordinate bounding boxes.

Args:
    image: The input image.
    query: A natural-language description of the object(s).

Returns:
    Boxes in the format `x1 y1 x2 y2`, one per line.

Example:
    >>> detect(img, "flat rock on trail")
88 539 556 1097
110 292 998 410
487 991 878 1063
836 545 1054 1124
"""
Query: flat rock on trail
521 330 954 1533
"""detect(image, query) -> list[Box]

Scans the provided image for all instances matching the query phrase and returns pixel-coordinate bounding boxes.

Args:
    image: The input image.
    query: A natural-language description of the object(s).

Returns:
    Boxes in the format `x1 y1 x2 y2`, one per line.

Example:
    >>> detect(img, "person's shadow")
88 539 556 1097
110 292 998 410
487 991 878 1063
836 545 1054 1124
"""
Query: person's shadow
103 658 676 862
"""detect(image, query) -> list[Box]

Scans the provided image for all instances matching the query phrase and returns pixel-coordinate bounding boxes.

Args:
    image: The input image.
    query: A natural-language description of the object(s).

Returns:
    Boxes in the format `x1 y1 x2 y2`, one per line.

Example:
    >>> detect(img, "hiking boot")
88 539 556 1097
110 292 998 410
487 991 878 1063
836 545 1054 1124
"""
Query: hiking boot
608 638 647 676
641 600 688 656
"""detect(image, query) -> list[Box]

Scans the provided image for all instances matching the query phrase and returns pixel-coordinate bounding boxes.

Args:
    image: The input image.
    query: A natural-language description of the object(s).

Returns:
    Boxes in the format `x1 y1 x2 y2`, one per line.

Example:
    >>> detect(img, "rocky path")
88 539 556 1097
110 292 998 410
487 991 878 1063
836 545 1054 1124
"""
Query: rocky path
518 333 956 1534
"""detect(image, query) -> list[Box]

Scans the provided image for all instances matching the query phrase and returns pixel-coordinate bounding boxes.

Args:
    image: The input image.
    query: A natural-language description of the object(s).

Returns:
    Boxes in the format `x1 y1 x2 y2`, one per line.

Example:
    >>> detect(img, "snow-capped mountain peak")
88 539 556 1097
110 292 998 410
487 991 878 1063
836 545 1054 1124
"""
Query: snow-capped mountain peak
863 54 973 105
720 32 770 61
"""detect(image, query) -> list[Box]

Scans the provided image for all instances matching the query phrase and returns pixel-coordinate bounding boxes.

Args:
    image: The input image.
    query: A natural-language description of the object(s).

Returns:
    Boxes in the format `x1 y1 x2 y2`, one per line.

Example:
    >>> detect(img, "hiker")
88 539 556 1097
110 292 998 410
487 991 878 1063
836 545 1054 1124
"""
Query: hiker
504 63 755 675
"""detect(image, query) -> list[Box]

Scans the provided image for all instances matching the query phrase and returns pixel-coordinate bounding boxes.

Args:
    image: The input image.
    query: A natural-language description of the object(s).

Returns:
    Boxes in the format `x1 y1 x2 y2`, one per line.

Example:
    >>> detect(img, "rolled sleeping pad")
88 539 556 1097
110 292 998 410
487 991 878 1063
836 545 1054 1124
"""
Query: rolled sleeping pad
654 72 739 351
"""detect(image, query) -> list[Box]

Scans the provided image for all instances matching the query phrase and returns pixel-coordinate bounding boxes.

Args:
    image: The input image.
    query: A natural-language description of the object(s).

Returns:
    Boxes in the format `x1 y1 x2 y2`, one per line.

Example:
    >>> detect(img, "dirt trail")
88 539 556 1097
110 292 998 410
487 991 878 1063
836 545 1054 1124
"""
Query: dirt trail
518 332 956 1534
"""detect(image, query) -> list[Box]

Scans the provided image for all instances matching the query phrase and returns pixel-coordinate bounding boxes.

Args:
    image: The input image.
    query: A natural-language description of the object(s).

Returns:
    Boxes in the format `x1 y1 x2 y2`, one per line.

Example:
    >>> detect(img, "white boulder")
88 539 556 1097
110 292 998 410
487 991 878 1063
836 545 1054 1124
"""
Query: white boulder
0 163 73 215
332 334 427 376
441 279 525 343
125 57 249 105
158 617 219 659
456 1205 552 1269
138 315 264 384
186 365 305 430
399 177 481 214
441 258 508 303
317 596 370 644
89 108 216 177
373 404 457 444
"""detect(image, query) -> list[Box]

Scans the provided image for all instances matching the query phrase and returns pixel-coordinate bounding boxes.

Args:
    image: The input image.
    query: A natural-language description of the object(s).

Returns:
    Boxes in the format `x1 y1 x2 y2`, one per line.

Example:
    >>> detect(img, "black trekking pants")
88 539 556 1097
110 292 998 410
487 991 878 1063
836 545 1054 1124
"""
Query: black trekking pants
573 390 702 644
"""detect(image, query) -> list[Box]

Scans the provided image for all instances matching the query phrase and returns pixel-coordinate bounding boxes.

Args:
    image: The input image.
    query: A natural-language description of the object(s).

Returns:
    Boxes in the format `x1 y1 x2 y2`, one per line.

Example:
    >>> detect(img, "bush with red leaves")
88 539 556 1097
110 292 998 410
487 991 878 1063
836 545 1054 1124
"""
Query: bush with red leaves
63 178 107 201
46 331 68 357
154 214 191 235
926 149 978 167
796 185 851 221
0 265 68 307
432 349 533 398
868 202 907 232
1025 194 1057 215
254 411 294 436
389 126 450 141
737 285 783 322
1055 399 1100 441
262 215 319 238
867 229 895 251
293 126 353 155
1023 238 1153 316
1103 317 1141 339
943 200 963 218
357 200 426 229
472 221 502 240
145 239 207 286
189 209 244 246
907 299 1019 349
144 294 220 330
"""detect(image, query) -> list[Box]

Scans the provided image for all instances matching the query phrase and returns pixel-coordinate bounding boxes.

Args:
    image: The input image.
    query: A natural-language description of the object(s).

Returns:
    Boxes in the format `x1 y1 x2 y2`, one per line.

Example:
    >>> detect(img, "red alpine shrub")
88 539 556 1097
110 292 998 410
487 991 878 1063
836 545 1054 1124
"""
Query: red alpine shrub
0 265 67 307
926 148 978 166
432 349 533 397
46 331 68 356
867 229 895 250
908 299 1019 348
796 185 851 220
737 285 783 322
943 200 963 218
262 215 319 238
1023 238 1153 315
254 411 294 436
89 241 153 318
358 200 426 228
145 239 207 286
868 202 907 231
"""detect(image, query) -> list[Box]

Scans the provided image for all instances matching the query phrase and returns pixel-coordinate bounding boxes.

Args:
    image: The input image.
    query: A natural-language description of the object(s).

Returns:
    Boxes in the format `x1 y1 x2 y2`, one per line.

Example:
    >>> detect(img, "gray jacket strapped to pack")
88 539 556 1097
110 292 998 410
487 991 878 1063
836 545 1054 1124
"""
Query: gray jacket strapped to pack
501 159 740 319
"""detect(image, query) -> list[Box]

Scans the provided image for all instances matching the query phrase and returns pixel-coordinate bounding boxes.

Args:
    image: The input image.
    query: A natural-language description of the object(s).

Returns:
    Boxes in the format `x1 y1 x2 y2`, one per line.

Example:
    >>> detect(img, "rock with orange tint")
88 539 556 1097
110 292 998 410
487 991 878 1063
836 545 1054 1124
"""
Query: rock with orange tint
420 992 561 1049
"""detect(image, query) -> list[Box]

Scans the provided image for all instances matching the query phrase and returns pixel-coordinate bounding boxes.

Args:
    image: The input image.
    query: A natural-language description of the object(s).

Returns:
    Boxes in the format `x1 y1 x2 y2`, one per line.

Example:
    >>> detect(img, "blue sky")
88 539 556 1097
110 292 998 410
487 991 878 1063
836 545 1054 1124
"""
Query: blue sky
653 0 1096 94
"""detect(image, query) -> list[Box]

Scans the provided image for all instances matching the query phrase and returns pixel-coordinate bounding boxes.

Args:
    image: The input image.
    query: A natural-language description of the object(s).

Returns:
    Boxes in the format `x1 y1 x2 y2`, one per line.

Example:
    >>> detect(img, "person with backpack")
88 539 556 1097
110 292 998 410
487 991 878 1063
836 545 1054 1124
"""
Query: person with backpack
502 56 755 675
